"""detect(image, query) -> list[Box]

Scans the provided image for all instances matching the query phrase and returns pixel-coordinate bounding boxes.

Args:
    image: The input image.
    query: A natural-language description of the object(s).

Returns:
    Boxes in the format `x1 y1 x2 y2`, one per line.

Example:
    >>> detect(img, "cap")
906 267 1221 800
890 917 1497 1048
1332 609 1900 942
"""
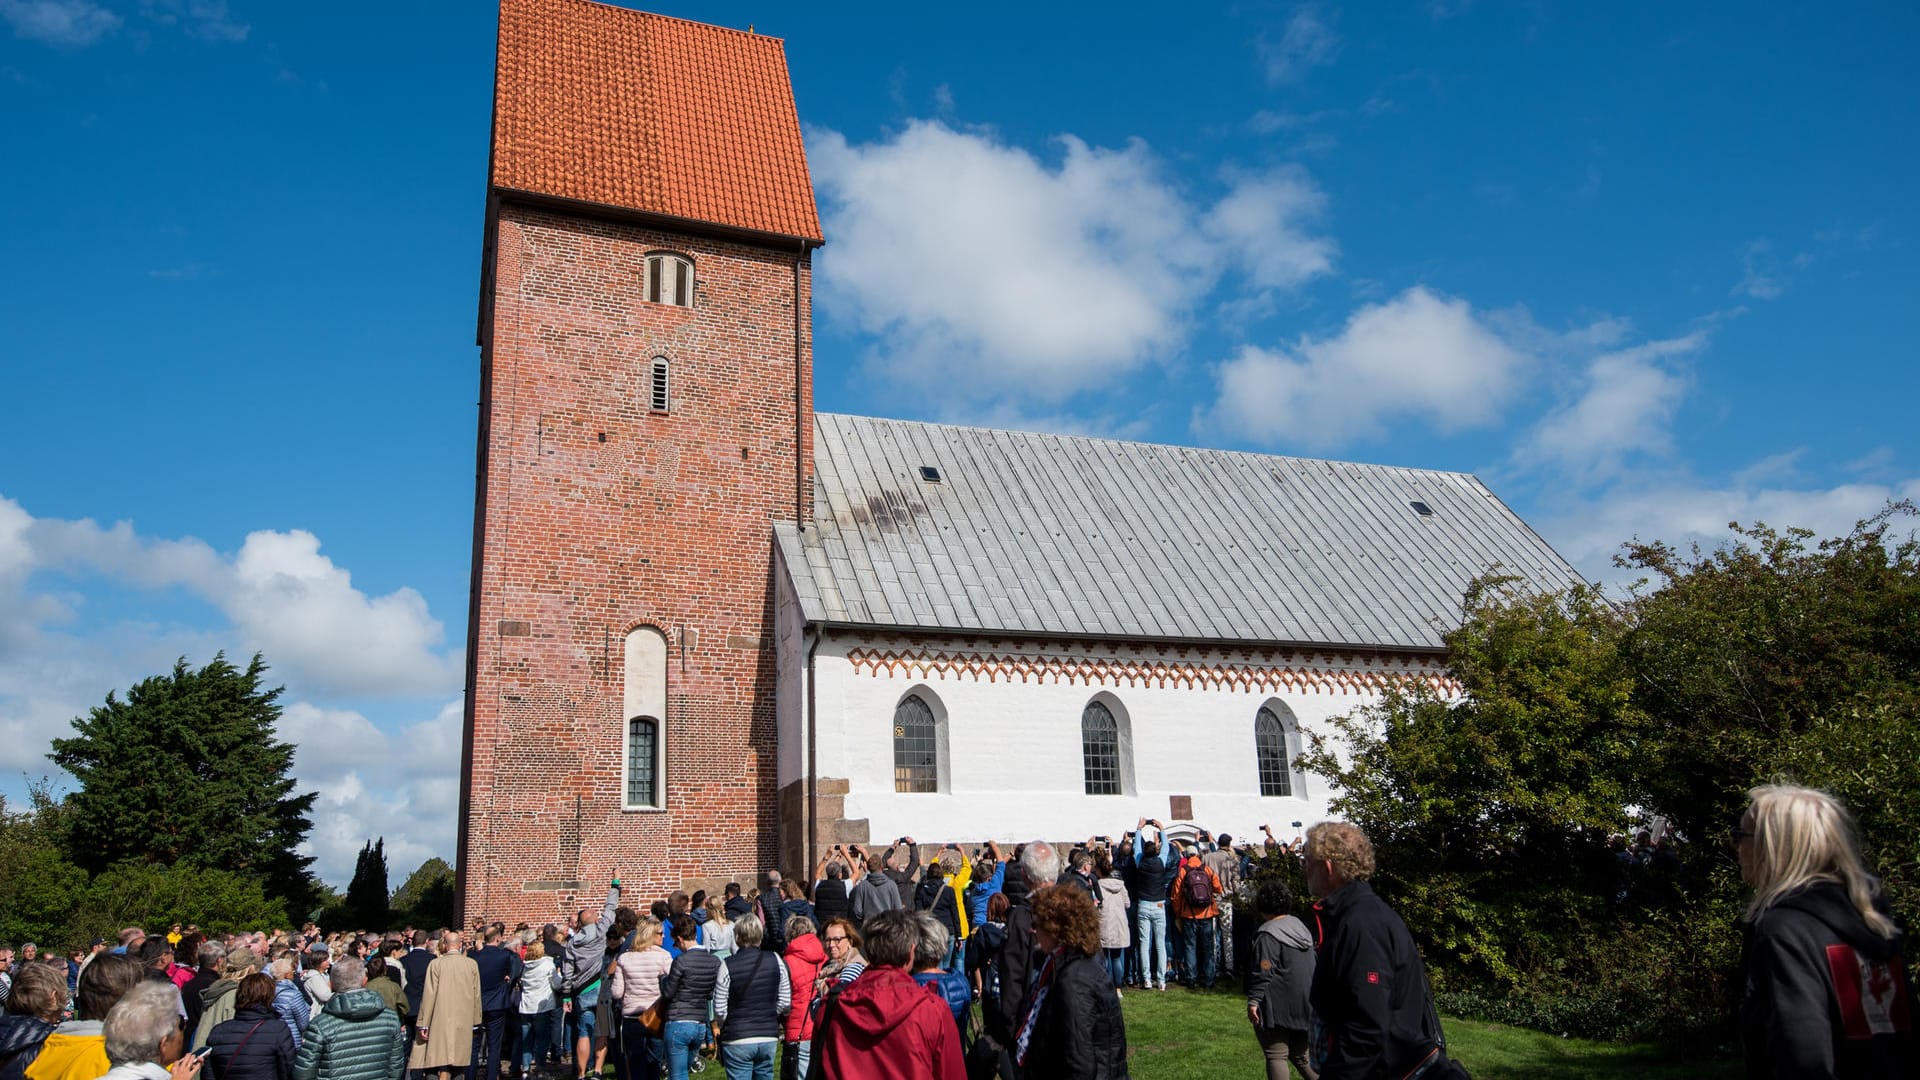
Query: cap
91 938 108 947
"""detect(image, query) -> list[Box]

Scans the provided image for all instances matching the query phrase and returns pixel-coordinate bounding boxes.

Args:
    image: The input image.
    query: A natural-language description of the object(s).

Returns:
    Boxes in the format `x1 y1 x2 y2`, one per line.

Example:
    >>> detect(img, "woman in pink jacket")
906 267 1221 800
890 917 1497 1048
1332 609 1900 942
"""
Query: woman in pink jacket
609 917 673 1080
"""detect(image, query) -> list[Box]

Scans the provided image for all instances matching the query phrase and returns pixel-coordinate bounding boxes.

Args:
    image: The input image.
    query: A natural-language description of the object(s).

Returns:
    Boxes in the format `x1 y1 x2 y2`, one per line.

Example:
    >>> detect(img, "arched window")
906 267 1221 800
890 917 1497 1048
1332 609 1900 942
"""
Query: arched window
645 252 694 307
627 717 659 806
623 626 668 809
650 357 670 412
1256 704 1304 798
1082 701 1122 795
893 693 938 793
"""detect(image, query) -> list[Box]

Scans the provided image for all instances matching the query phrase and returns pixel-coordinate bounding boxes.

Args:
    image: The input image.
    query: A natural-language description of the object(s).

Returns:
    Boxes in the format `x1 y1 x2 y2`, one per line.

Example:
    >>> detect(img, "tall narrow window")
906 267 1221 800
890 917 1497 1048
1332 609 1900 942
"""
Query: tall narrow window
627 717 658 806
1082 701 1121 795
623 626 668 809
645 253 694 307
1256 708 1291 797
893 694 938 793
650 357 670 412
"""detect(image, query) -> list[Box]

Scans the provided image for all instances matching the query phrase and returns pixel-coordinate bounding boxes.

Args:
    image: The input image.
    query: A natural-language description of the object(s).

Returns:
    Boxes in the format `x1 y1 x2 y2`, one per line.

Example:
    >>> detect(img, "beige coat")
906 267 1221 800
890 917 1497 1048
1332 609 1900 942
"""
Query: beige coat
407 953 482 1071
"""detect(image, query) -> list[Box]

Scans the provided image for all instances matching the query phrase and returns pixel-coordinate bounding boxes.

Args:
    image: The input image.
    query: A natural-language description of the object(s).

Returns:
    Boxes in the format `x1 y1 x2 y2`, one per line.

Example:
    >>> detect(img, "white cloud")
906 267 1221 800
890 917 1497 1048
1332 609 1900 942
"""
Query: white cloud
1201 166 1336 290
0 0 120 46
1733 239 1787 300
13 499 461 697
809 121 1334 407
1517 332 1704 484
1200 286 1531 448
1539 474 1920 587
1260 6 1339 85
139 0 248 42
0 490 464 837
282 698 463 886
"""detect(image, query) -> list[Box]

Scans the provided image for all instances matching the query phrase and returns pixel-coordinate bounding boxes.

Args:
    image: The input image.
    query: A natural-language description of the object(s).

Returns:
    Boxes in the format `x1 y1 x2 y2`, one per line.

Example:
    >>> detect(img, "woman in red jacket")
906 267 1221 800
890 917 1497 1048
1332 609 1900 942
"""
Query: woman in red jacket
778 916 823 1080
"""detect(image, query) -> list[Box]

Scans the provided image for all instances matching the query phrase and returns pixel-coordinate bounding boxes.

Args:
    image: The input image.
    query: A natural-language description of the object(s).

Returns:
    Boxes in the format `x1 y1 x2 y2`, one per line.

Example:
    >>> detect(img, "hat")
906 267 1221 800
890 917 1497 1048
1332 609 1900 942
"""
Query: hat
91 938 108 948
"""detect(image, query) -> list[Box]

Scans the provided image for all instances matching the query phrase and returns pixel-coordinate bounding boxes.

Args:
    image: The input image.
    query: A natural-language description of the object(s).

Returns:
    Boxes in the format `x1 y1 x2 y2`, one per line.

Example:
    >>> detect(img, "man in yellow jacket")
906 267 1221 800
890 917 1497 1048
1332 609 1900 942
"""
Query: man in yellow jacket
26 954 144 1080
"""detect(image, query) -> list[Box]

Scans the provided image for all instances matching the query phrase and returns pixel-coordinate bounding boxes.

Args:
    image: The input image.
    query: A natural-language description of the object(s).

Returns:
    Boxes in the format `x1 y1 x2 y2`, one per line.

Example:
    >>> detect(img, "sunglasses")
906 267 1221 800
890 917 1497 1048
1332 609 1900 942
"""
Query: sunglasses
824 936 849 944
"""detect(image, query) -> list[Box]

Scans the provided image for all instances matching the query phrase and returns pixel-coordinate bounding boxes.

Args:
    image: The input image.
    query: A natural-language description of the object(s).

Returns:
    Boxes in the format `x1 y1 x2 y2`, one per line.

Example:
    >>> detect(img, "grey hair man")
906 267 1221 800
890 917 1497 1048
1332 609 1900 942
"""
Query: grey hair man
984 839 1063 1048
182 939 226 1038
100 980 193 1079
293 956 408 1080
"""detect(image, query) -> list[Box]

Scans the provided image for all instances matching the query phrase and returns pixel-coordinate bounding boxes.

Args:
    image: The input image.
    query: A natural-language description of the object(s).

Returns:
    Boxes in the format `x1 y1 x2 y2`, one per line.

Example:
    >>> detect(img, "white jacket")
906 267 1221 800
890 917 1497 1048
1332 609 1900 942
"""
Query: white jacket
518 956 559 1014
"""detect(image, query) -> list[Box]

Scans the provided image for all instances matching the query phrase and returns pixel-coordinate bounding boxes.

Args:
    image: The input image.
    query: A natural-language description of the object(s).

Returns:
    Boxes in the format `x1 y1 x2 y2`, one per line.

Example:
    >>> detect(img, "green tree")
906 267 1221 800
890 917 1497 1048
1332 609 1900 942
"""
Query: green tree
390 857 456 929
1620 505 1920 931
49 653 319 914
344 838 390 930
0 784 88 946
1300 582 1644 985
1299 505 1920 1041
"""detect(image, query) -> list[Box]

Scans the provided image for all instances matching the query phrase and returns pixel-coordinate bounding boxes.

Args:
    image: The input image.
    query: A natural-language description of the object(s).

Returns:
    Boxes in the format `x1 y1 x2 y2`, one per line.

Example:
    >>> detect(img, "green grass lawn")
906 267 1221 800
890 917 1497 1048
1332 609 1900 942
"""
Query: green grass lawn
1118 983 1740 1080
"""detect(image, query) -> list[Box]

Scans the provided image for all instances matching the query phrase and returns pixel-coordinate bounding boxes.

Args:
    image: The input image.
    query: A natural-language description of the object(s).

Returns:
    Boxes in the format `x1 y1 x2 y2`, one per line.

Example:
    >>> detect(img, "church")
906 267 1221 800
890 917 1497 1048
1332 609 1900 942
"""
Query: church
456 0 1587 922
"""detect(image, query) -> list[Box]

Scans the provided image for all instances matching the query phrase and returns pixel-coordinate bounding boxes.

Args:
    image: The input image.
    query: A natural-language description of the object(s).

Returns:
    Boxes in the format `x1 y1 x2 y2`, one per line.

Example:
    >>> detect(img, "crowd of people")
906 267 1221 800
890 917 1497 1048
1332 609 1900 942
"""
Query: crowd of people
0 783 1910 1080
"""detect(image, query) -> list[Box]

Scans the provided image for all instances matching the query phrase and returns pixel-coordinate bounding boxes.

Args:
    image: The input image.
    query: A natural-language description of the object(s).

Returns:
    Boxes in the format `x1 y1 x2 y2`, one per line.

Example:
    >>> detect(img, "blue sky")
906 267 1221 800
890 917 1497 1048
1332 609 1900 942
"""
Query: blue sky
2 0 1915 886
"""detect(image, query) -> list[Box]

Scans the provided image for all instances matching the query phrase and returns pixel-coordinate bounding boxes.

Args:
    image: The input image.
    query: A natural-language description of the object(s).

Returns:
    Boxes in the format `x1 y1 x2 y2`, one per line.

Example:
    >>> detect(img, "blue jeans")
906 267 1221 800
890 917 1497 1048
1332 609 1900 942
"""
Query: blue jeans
719 1041 775 1080
1182 915 1217 987
1103 947 1127 989
567 984 601 1053
664 1021 707 1080
517 1011 556 1073
1136 901 1169 987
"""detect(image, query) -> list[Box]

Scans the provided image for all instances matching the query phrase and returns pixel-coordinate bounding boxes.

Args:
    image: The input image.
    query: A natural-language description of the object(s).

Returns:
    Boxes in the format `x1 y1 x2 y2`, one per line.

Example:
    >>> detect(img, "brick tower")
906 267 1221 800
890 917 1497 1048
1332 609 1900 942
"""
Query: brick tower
459 0 822 923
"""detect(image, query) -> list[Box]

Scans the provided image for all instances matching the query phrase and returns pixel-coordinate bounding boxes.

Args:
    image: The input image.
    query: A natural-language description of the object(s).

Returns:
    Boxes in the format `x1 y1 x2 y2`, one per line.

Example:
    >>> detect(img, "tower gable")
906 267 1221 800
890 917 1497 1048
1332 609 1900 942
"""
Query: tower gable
491 0 823 245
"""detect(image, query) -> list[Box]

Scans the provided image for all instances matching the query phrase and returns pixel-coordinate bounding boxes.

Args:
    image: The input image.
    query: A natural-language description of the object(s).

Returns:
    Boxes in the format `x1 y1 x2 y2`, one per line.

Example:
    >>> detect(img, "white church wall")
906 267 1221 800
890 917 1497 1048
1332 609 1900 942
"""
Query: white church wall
810 632 1458 845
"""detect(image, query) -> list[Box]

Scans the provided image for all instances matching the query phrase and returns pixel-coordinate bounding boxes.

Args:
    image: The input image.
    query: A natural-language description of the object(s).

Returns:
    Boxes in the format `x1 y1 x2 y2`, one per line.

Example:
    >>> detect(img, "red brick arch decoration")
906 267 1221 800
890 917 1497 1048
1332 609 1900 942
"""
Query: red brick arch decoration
843 645 1462 696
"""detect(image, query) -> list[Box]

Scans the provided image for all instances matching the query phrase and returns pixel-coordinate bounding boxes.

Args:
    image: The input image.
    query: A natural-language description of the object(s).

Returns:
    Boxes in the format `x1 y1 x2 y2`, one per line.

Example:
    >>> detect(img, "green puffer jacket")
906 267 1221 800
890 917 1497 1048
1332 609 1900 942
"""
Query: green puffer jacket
291 988 407 1080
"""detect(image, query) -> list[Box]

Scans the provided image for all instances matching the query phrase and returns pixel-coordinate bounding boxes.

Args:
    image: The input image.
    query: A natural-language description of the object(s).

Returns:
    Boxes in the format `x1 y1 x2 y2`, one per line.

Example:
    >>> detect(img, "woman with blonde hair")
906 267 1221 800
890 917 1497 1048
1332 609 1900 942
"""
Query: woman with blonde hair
702 897 736 961
609 918 670 1080
1735 783 1915 1078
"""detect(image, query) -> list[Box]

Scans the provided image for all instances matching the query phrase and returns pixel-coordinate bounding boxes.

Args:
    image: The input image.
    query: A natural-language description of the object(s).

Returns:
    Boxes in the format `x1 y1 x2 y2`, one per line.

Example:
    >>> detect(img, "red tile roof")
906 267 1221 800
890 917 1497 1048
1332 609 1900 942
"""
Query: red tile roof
491 0 823 245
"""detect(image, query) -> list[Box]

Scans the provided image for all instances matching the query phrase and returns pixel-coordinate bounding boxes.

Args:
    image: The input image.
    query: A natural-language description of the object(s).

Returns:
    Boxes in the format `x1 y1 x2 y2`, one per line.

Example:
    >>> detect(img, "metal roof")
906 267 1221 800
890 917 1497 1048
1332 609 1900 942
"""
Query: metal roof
774 414 1587 651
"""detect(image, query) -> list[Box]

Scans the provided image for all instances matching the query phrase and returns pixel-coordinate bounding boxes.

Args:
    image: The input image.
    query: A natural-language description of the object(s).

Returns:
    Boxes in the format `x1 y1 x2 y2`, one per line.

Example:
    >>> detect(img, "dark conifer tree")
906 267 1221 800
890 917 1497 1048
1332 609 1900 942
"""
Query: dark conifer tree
345 837 389 930
50 653 318 914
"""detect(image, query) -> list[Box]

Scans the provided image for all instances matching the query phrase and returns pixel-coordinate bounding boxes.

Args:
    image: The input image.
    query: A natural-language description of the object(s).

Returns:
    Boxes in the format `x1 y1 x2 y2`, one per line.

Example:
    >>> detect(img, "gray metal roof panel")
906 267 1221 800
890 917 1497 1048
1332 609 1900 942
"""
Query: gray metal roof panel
771 414 1588 648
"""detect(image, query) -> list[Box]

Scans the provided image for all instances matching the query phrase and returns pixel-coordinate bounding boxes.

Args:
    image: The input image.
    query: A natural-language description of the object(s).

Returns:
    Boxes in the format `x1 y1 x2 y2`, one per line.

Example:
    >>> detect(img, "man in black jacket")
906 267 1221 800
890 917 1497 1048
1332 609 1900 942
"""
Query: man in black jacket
469 926 524 1080
1303 822 1448 1080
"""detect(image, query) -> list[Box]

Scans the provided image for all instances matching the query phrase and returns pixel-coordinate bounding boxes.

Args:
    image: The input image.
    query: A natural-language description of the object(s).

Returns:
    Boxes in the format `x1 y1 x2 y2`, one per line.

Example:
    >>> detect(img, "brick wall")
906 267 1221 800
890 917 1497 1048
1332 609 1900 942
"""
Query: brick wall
460 203 813 924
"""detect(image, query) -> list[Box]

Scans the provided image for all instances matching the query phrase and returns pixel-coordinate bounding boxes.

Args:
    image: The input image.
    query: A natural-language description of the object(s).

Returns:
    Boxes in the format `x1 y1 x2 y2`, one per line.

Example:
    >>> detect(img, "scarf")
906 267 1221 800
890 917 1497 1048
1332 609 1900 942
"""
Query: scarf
1013 949 1060 1068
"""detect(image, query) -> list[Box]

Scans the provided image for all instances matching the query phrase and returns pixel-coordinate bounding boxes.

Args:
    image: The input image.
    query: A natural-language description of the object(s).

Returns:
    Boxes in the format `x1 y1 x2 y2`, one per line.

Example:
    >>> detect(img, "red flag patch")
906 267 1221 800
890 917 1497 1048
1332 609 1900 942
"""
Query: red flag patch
1827 945 1912 1039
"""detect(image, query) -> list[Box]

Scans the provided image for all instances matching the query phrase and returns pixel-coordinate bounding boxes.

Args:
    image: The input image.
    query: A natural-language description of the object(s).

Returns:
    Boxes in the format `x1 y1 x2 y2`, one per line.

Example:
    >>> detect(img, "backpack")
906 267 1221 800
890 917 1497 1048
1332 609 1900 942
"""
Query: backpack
1180 862 1215 909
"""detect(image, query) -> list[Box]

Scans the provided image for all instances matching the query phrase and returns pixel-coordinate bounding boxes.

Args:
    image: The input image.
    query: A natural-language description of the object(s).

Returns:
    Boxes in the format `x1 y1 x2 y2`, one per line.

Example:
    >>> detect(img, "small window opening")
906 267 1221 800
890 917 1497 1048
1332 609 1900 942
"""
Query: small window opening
650 358 670 412
1409 500 1434 517
645 253 694 308
919 466 942 483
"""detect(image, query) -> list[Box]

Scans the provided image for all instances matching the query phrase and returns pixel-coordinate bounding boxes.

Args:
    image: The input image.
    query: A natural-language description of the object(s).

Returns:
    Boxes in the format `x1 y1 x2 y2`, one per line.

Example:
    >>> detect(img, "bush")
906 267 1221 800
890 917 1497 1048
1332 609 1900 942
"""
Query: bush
75 862 291 940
